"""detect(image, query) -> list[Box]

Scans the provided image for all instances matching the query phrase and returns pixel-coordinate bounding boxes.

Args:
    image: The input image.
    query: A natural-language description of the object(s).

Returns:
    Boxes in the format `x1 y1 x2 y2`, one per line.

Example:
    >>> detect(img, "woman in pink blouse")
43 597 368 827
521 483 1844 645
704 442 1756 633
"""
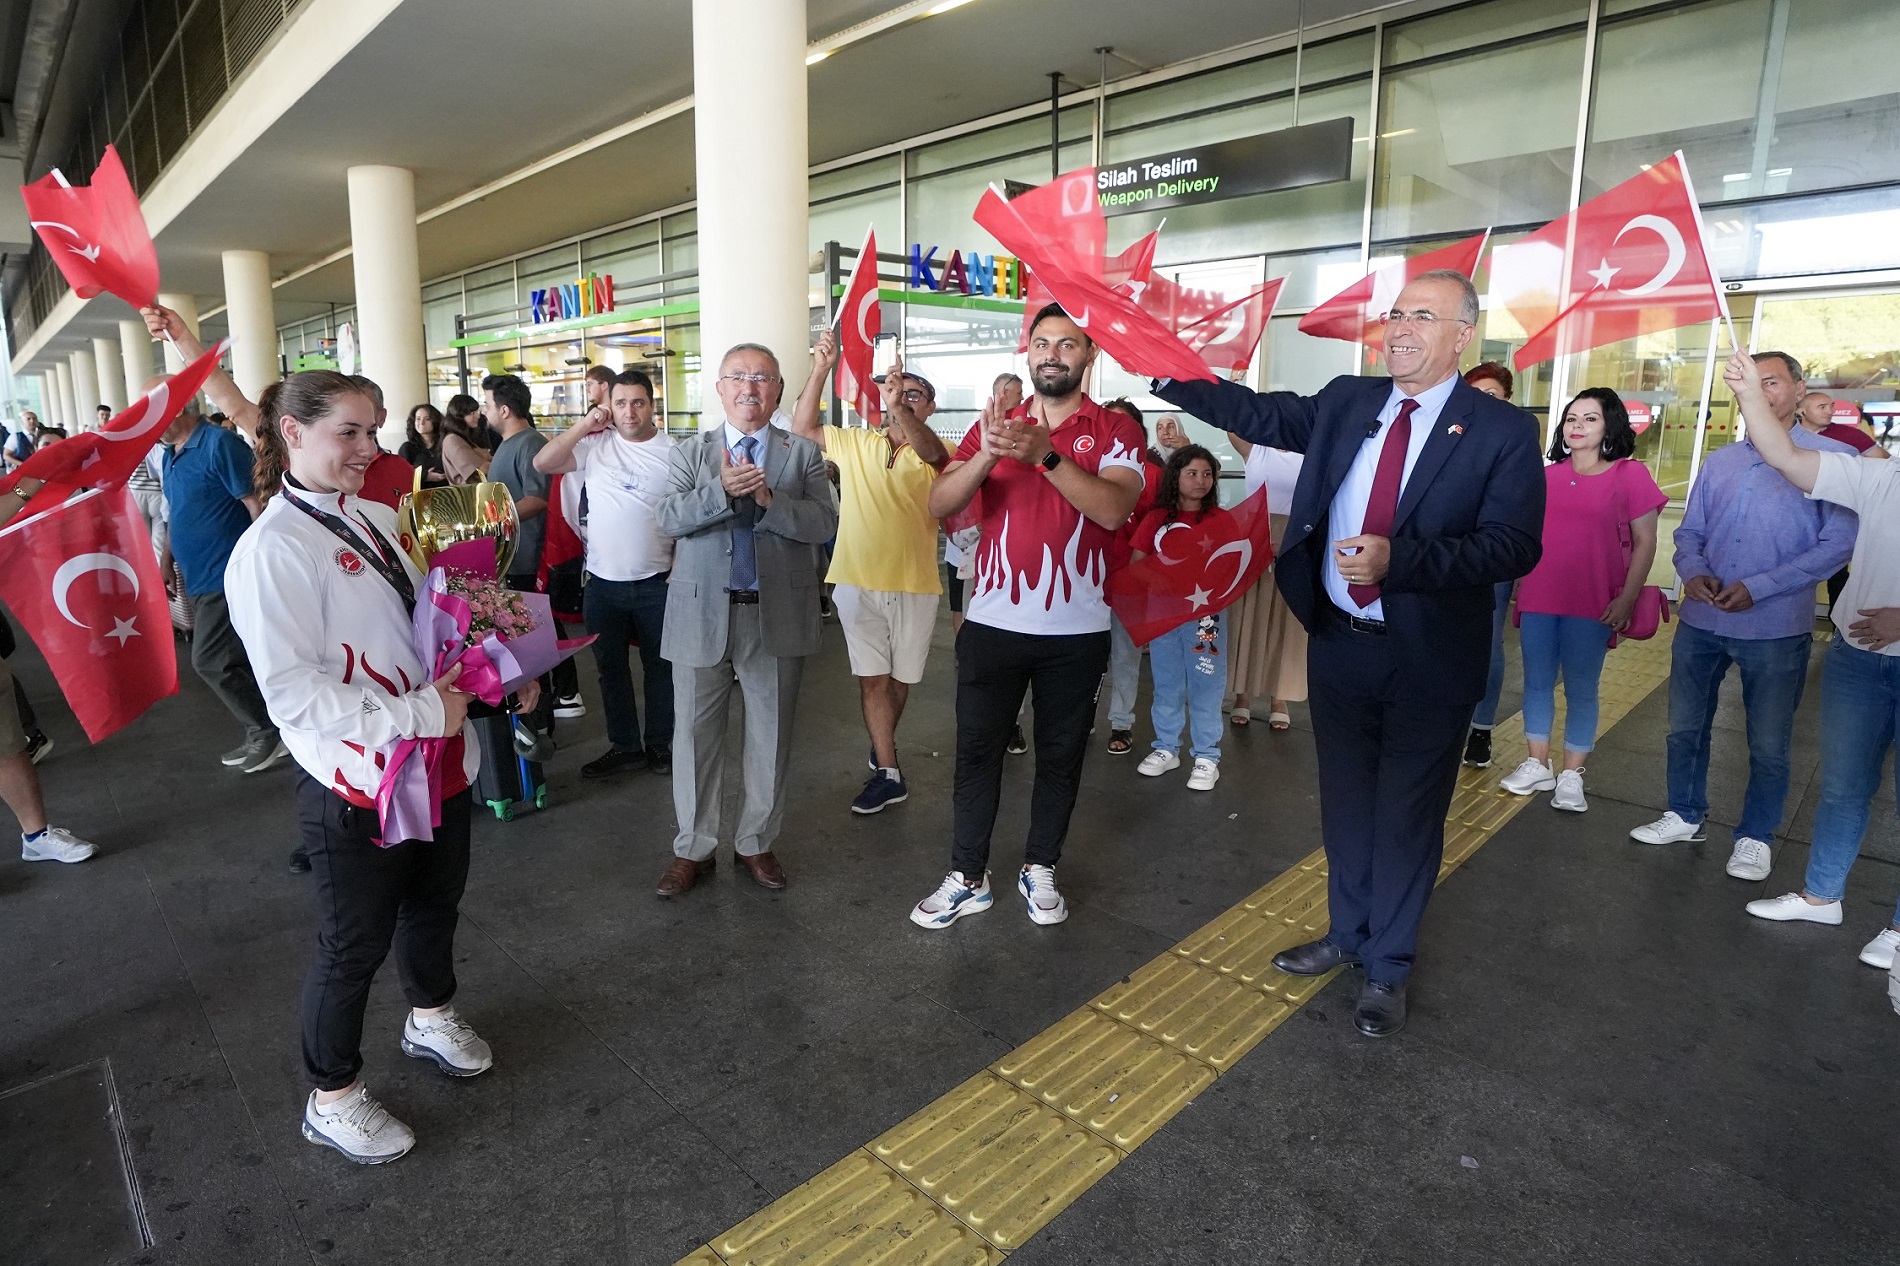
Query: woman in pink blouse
1500 389 1667 812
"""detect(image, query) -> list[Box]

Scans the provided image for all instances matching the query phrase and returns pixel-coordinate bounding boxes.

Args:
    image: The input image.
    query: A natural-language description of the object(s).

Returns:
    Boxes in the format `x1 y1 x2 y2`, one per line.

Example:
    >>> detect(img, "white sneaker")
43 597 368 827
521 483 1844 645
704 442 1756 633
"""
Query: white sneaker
1138 750 1180 777
1630 811 1706 845
301 1085 415 1165
1744 891 1841 925
1186 758 1220 791
553 694 586 719
1550 768 1588 813
1889 958 1900 1017
21 826 96 863
910 870 992 929
1499 758 1555 796
1858 927 1900 969
401 1006 493 1077
1725 837 1773 881
1019 864 1069 925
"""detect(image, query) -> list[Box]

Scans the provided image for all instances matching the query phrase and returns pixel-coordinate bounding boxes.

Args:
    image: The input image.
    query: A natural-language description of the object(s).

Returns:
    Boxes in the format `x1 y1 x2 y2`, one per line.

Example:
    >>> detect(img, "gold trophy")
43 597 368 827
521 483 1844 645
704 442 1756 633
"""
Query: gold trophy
395 467 519 575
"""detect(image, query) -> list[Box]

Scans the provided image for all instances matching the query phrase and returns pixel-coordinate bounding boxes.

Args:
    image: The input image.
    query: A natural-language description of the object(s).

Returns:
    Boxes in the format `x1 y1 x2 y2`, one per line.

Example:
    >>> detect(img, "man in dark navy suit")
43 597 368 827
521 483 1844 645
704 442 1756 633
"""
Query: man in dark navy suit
1156 269 1545 1037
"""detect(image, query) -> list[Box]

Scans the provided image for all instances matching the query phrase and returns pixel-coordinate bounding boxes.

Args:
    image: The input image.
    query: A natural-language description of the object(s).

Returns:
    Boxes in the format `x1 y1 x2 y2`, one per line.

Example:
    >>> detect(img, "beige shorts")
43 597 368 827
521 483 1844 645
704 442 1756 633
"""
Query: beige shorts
0 658 26 759
834 585 939 684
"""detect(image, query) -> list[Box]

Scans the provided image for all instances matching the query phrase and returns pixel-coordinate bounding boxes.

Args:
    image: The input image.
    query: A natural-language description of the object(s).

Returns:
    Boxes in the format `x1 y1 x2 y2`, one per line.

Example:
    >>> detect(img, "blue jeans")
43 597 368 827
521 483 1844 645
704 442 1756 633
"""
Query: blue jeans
1107 613 1140 730
1149 612 1225 761
1804 638 1900 922
1471 580 1513 729
582 572 673 753
1665 621 1811 842
1517 613 1611 754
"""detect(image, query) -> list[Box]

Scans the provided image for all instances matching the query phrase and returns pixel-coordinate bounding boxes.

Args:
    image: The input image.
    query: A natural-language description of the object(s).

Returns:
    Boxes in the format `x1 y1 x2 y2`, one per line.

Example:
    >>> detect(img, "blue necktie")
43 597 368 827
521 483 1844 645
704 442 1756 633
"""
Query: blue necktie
728 434 759 592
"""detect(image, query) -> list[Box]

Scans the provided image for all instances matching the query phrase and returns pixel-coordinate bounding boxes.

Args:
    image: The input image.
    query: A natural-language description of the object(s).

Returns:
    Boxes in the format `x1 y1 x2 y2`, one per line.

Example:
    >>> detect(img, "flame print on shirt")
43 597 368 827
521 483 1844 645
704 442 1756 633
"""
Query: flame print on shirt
967 435 1142 634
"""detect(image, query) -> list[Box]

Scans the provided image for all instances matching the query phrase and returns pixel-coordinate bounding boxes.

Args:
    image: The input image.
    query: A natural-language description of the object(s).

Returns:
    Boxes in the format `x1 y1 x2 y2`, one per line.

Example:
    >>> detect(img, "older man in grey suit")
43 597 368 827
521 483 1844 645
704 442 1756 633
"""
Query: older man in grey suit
654 343 839 897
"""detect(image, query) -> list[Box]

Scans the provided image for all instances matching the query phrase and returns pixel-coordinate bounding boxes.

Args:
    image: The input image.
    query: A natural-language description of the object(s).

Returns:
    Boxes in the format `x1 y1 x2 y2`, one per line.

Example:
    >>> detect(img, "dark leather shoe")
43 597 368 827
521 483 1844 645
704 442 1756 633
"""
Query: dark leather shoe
656 856 714 898
582 746 647 779
1272 938 1362 977
1355 980 1407 1038
287 850 311 875
739 851 786 889
645 746 671 776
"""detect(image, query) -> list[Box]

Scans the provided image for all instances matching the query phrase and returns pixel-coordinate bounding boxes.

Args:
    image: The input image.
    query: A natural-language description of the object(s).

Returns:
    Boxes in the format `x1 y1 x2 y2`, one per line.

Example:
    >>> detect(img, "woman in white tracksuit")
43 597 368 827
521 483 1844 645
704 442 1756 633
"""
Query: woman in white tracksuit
226 371 534 1165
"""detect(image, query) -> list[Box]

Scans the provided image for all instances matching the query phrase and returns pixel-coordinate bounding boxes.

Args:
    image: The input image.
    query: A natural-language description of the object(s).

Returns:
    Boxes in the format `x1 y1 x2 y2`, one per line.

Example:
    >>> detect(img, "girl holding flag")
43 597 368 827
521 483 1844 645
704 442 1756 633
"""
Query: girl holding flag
225 371 534 1165
1132 445 1231 791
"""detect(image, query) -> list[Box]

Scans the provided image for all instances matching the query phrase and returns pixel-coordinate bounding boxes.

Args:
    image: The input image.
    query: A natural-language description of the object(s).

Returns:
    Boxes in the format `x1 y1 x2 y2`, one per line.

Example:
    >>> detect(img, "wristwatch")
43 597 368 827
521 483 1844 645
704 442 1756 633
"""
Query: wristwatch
1040 450 1062 473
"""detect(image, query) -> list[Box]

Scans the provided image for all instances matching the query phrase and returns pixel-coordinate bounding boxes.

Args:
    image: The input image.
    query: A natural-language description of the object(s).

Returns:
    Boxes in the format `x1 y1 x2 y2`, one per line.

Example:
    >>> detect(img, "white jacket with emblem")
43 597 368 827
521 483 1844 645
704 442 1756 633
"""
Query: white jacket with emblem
225 484 477 804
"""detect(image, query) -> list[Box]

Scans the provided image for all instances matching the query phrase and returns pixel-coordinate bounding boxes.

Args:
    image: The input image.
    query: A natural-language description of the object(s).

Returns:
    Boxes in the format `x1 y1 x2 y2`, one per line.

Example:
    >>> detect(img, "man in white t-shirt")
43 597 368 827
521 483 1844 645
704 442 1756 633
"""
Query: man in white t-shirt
534 368 678 779
1727 352 1900 1011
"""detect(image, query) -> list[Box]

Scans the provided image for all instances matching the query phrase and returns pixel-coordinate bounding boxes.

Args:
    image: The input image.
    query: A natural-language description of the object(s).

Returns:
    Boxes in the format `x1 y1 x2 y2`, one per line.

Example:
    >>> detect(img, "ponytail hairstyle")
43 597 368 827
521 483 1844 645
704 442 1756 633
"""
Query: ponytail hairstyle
1156 444 1218 519
253 371 376 502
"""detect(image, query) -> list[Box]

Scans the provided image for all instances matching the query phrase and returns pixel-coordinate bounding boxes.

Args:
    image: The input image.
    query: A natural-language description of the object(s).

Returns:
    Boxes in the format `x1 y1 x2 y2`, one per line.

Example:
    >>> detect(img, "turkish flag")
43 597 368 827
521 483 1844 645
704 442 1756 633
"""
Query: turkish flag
1017 229 1159 353
1299 230 1491 344
1154 276 1284 374
976 185 1216 382
835 226 881 425
1107 488 1276 645
1493 152 1726 370
19 145 160 310
0 486 177 742
0 340 226 521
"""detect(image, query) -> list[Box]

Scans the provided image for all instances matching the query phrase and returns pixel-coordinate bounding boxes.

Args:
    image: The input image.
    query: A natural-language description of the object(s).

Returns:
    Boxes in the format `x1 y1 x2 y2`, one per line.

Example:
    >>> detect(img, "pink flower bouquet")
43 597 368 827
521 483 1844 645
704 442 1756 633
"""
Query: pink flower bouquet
373 538 593 843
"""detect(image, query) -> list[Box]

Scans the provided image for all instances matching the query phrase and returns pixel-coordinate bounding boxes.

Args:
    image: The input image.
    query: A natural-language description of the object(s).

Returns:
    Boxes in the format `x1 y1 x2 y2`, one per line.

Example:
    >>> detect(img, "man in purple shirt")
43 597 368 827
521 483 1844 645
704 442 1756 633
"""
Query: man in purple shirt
1631 351 1856 882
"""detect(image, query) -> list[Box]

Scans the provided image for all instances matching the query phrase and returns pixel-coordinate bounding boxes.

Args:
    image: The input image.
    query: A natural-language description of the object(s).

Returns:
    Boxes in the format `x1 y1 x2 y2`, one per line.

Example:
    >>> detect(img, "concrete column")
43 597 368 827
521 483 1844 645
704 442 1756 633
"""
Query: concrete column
691 0 811 421
347 165 426 447
52 360 76 432
93 337 127 413
120 319 156 399
70 348 101 430
221 249 279 399
37 371 57 428
156 292 201 372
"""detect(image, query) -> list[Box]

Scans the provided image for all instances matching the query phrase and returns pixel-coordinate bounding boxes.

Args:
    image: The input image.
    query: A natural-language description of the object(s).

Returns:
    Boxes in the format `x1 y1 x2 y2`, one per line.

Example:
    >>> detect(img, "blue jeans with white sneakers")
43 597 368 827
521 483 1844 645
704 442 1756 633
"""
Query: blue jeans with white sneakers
1804 638 1900 921
1149 612 1225 762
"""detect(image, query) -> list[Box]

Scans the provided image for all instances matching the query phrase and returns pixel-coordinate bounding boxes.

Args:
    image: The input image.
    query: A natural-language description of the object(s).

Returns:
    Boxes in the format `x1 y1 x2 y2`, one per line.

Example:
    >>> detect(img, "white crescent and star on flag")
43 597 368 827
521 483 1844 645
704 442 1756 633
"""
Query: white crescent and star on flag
1584 215 1689 296
28 219 102 262
50 551 144 646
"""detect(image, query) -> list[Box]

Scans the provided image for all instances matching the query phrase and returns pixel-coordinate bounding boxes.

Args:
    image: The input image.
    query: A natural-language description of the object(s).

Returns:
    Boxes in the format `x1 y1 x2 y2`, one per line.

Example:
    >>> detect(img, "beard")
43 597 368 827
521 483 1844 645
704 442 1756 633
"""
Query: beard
1032 362 1084 398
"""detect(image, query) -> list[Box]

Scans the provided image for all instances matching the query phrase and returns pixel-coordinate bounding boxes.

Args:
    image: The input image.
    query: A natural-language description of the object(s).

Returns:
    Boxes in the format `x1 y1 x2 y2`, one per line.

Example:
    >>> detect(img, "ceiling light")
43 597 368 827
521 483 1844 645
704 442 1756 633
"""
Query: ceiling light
806 50 830 65
927 0 977 13
1722 172 1749 182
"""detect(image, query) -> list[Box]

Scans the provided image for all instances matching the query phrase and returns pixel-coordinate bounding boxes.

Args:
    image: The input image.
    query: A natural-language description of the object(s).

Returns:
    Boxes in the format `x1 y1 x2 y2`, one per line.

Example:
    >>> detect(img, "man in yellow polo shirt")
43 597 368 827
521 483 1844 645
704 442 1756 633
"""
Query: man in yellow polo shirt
793 332 949 813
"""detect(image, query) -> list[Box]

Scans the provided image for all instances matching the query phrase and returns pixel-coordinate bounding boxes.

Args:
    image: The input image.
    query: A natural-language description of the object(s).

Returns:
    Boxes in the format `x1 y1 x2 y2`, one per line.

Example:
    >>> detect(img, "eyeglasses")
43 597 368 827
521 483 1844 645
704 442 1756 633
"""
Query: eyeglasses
898 388 930 404
719 372 782 386
1384 309 1473 328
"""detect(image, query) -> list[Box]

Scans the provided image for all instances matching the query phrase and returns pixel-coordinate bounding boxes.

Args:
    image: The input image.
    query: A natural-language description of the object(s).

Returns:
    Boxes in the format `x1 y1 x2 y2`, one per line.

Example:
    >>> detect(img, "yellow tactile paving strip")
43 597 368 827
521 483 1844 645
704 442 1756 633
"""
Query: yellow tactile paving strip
681 629 1679 1265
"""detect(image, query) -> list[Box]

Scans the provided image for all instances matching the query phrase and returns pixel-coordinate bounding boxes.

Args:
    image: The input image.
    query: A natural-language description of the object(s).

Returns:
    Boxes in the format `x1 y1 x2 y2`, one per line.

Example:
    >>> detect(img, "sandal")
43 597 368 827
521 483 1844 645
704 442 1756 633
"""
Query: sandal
1230 708 1251 727
1107 729 1133 755
1268 711 1291 731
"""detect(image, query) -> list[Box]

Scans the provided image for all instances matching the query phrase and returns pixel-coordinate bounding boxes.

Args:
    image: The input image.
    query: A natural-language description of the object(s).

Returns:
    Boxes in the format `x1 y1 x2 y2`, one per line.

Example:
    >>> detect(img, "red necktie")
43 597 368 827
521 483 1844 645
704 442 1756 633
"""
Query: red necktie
1347 397 1418 609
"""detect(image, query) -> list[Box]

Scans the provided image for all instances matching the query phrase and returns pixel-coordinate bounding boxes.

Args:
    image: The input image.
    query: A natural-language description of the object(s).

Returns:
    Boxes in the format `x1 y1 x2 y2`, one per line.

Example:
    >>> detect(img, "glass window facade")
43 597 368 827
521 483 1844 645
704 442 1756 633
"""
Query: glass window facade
329 0 1898 490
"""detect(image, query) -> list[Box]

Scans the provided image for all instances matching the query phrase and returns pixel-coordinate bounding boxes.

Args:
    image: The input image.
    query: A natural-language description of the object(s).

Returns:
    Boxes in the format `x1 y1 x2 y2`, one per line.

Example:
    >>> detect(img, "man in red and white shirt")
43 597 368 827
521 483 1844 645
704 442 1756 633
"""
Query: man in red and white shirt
911 304 1144 930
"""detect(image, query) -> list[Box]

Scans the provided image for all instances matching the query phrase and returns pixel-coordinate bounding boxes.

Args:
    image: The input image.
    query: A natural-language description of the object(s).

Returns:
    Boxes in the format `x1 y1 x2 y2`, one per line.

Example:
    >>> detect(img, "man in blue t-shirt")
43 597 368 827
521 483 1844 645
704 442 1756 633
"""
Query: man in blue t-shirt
158 400 284 773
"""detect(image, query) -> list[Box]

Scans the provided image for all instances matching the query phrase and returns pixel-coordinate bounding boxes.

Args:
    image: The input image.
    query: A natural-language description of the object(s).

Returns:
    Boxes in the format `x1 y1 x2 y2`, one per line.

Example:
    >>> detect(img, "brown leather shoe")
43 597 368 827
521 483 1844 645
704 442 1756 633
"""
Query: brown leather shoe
738 851 786 889
656 856 714 898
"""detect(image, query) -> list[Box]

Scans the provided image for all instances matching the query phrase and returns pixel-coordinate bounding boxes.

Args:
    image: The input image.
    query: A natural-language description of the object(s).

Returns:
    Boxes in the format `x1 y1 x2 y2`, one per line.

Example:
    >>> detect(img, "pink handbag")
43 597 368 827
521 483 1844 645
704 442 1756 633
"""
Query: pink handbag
1611 495 1670 645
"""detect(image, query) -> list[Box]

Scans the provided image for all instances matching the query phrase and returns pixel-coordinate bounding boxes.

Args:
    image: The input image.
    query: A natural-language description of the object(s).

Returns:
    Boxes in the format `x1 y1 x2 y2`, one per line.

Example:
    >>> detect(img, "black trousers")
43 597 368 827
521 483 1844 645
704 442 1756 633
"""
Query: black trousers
296 772 471 1091
1307 615 1471 985
951 621 1110 876
189 590 275 740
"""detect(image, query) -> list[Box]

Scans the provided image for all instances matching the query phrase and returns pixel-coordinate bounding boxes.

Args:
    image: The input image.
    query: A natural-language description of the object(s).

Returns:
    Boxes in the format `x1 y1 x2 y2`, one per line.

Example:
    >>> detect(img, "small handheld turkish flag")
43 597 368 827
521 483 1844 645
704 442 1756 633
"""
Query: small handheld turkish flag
0 486 177 742
19 145 160 310
0 340 227 521
1107 488 1276 646
1299 229 1491 345
835 226 882 425
1492 152 1728 370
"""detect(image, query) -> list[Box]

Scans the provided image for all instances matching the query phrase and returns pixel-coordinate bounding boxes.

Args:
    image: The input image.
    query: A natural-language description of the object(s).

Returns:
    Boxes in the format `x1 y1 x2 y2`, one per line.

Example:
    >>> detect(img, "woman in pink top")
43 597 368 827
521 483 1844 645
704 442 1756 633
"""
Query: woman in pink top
1500 389 1667 812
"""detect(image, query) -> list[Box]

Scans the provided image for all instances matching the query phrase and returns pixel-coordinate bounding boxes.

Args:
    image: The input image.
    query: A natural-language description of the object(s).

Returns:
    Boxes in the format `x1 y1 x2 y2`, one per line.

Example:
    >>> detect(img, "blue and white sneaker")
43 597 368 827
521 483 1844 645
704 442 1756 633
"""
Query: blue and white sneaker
401 1006 493 1077
910 870 992 929
851 770 909 815
1018 864 1069 926
302 1085 414 1165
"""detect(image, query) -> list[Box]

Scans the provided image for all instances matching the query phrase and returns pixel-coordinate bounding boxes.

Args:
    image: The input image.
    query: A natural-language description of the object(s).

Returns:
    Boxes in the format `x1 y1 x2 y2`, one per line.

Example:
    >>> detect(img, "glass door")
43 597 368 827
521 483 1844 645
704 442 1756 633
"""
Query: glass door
1749 288 1900 450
